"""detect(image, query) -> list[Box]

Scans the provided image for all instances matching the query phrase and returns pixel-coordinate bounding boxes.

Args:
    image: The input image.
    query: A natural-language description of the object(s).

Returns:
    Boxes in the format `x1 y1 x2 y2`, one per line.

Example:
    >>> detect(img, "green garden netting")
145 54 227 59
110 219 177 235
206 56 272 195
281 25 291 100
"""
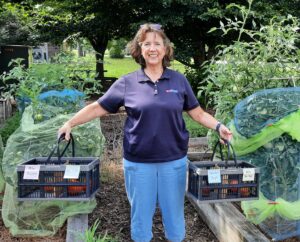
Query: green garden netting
230 109 300 156
241 193 300 224
234 87 300 138
230 87 300 240
1 105 105 237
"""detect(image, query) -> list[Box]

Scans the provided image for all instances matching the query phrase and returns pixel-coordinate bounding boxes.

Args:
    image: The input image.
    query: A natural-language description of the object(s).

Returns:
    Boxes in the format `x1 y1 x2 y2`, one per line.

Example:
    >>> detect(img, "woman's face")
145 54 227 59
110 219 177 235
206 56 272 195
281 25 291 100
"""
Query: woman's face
140 32 166 68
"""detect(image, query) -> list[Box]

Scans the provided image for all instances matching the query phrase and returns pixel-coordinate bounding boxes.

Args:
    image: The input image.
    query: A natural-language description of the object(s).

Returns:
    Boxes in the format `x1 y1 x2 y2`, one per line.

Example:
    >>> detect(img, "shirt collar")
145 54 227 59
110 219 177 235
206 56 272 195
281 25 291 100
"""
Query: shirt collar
138 68 171 83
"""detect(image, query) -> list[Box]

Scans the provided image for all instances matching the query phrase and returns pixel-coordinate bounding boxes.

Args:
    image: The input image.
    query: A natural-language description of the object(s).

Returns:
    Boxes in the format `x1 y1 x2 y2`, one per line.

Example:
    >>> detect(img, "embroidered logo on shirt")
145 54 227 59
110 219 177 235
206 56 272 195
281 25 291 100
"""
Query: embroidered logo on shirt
165 89 178 93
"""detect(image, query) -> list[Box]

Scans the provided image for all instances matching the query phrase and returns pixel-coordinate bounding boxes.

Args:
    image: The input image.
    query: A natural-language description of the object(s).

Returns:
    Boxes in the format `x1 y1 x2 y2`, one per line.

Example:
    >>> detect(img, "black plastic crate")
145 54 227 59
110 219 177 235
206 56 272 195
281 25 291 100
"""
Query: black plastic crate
187 141 260 202
17 134 100 201
17 157 100 201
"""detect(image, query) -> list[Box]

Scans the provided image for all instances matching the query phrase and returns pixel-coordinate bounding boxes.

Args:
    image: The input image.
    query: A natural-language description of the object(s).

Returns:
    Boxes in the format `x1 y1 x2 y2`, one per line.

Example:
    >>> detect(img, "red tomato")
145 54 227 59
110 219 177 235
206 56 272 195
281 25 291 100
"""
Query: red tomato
229 179 238 193
67 178 92 195
241 187 250 197
44 186 54 193
202 188 210 197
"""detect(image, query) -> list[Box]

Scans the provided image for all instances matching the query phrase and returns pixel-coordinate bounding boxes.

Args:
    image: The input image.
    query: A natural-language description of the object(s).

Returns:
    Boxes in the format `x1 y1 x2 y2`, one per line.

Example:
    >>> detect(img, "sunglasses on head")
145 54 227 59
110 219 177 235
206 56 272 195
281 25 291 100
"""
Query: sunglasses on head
140 23 162 30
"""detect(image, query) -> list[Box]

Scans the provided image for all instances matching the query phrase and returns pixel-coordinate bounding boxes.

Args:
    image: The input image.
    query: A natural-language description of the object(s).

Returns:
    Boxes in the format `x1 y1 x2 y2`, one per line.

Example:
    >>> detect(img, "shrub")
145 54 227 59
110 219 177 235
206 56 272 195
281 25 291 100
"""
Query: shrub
0 112 21 146
109 39 127 59
183 113 208 138
184 67 210 108
203 13 300 125
200 2 300 145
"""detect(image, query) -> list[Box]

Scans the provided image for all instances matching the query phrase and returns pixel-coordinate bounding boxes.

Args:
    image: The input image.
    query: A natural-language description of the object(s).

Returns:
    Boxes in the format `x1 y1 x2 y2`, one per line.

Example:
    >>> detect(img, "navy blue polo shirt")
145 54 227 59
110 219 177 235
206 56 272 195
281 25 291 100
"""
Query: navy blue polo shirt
97 68 199 163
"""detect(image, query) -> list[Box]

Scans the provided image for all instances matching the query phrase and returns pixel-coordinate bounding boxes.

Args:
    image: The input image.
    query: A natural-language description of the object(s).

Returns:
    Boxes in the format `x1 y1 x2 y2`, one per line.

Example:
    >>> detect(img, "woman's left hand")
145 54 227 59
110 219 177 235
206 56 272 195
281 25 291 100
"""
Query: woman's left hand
219 125 233 142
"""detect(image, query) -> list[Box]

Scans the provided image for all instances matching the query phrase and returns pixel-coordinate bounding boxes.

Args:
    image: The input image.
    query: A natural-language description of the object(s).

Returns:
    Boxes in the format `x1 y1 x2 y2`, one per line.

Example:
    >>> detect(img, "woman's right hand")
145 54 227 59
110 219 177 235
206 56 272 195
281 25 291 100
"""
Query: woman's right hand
58 121 72 141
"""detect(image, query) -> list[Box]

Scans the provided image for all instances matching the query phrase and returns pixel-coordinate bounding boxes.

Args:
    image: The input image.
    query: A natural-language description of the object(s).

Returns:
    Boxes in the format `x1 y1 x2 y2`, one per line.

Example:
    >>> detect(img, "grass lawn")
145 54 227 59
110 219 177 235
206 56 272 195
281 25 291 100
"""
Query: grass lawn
103 57 140 77
104 56 186 77
32 55 186 78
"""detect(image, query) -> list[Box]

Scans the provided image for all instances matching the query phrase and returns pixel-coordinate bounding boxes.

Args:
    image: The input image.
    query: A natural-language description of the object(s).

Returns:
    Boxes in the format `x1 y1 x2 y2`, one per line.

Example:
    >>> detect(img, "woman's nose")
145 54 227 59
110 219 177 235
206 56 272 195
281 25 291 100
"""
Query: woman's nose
149 44 157 50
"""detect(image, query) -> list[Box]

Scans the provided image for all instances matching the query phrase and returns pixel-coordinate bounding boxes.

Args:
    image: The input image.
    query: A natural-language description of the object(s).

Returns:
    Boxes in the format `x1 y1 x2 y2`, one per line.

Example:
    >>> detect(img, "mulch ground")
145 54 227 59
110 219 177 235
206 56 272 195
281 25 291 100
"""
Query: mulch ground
90 162 218 242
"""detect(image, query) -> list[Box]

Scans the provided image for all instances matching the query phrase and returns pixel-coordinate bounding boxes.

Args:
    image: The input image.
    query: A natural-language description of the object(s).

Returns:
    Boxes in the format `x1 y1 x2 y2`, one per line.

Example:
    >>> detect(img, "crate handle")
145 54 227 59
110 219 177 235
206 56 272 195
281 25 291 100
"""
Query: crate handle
46 133 75 162
58 133 75 158
211 140 237 168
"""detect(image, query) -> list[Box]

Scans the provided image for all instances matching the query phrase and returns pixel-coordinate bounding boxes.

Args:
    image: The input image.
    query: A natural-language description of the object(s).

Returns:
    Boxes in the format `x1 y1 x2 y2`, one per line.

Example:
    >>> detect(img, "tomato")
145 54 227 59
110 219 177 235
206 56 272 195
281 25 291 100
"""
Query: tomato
44 186 54 193
240 187 250 197
67 178 92 195
34 113 43 121
68 186 86 194
68 179 86 194
229 179 238 193
202 188 210 197
232 85 238 92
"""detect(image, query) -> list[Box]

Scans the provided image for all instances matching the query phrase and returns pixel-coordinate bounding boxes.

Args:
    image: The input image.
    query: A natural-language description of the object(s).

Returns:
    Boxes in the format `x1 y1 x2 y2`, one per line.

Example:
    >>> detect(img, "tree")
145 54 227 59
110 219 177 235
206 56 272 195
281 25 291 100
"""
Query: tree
0 3 39 45
144 0 300 68
9 0 300 75
26 0 147 77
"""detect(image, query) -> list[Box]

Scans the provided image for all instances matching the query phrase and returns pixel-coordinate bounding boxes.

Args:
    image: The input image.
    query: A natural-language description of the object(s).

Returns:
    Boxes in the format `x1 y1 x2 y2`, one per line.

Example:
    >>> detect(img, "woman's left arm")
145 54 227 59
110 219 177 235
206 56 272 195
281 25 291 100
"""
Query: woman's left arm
186 106 232 141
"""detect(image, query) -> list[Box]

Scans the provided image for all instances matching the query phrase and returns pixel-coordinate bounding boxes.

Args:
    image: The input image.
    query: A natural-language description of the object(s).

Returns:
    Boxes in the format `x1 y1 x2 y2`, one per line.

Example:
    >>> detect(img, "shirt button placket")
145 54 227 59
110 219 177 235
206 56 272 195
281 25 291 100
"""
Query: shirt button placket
154 82 158 95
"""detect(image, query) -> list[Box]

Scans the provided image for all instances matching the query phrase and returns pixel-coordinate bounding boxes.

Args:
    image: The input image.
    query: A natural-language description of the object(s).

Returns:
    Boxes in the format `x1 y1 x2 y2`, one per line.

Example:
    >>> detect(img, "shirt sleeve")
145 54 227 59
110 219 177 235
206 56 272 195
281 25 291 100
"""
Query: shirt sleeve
182 76 200 111
97 77 125 113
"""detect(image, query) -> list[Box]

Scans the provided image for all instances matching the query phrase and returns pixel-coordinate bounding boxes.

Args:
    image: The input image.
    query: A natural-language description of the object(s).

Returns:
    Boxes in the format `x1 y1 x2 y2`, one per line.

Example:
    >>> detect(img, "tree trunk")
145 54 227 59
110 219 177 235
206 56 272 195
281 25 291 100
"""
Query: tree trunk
193 41 206 68
89 36 109 78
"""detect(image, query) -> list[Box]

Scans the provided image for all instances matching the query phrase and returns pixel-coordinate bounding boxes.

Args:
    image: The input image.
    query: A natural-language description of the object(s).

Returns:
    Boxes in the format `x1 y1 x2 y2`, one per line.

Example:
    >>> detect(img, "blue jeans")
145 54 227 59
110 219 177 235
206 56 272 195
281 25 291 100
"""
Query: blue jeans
123 156 187 242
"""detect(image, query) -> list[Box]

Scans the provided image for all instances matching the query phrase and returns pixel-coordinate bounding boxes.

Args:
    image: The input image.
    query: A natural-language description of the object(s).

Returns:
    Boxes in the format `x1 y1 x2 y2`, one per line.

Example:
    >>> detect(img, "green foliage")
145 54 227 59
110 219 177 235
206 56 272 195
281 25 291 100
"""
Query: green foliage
0 112 21 146
82 219 118 242
109 39 127 59
51 52 103 98
204 15 300 124
183 113 208 138
0 54 103 102
0 3 39 45
145 0 300 69
202 3 300 144
184 67 209 107
29 0 145 75
0 58 74 104
3 0 300 77
5 0 295 82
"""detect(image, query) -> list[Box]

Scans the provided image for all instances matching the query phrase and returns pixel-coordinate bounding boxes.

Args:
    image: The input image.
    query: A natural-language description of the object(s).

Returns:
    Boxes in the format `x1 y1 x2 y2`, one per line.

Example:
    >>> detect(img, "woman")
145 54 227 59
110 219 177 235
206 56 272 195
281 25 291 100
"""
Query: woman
58 23 232 242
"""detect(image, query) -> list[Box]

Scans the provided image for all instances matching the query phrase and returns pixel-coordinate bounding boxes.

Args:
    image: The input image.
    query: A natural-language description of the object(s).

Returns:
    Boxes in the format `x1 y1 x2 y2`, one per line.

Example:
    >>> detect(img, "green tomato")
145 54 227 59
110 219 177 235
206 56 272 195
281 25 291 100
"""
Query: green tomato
34 113 43 121
232 85 238 92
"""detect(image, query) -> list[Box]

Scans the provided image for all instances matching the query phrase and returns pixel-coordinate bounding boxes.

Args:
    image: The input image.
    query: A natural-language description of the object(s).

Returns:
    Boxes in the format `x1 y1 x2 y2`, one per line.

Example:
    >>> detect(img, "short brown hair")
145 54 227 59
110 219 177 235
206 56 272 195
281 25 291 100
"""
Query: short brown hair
128 23 174 68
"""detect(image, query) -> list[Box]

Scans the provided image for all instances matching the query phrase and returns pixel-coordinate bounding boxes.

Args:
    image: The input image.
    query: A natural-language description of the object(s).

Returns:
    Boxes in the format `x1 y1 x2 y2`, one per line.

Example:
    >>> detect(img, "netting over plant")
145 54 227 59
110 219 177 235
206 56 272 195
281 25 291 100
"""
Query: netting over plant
231 87 300 240
1 104 105 236
234 87 300 138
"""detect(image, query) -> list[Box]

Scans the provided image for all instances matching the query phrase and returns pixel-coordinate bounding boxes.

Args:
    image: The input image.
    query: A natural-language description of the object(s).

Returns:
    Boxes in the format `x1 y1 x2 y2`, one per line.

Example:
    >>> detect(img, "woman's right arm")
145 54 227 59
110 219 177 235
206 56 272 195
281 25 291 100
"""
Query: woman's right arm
58 101 109 140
